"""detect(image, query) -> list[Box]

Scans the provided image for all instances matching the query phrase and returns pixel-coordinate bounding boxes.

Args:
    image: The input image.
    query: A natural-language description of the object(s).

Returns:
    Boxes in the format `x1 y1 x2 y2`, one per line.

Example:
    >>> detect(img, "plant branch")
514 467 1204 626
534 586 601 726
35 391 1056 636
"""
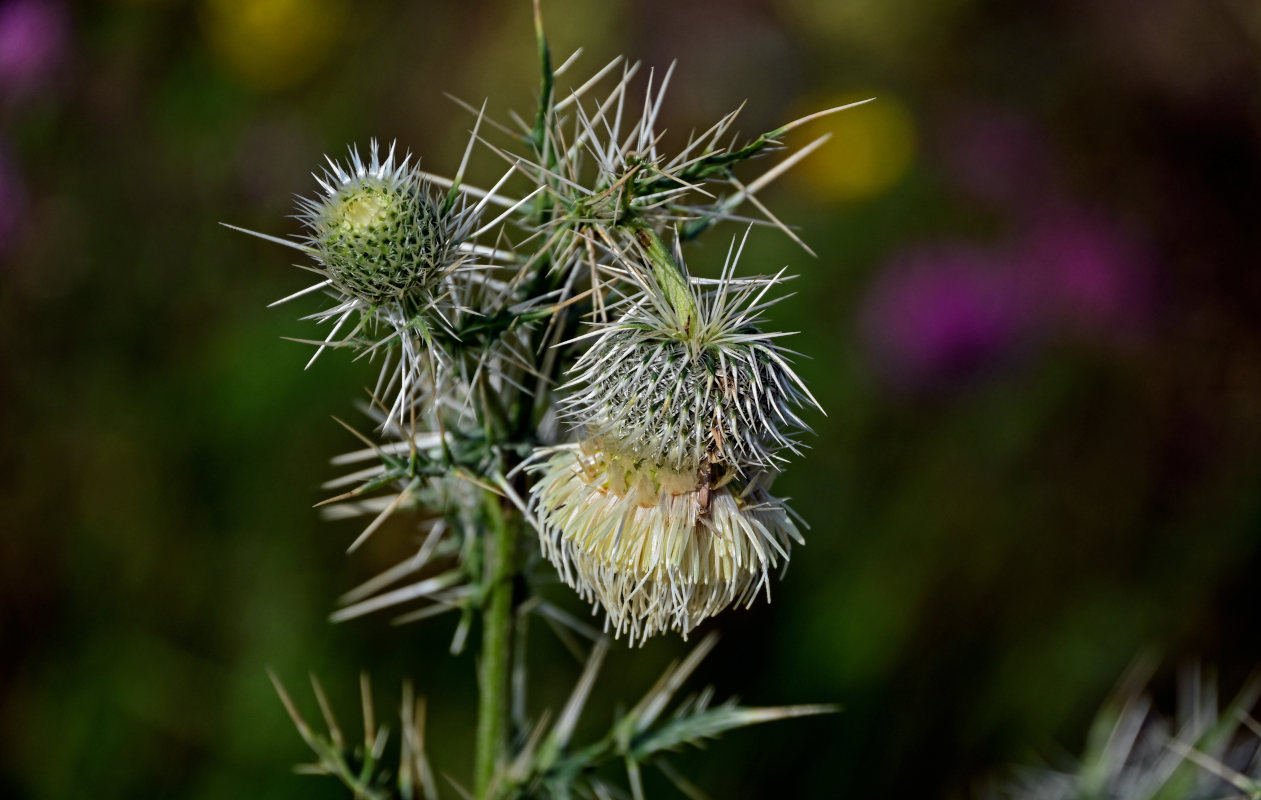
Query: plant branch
474 490 518 798
629 221 697 330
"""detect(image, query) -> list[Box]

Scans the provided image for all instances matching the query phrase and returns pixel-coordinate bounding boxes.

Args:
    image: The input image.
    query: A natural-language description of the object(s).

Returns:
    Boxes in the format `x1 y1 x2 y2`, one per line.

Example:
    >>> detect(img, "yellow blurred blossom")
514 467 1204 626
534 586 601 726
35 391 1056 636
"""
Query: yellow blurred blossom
199 0 347 91
792 91 917 202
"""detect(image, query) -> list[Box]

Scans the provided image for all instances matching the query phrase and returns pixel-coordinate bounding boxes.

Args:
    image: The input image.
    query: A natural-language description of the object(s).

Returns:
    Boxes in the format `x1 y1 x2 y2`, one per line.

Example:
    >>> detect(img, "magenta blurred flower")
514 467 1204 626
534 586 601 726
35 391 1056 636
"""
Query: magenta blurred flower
0 0 68 96
860 245 1032 387
861 212 1154 389
1019 210 1154 339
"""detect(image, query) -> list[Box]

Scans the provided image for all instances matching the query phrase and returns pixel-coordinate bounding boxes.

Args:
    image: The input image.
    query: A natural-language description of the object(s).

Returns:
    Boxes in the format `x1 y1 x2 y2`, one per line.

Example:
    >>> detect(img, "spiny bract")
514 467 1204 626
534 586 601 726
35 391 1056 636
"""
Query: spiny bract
561 239 819 473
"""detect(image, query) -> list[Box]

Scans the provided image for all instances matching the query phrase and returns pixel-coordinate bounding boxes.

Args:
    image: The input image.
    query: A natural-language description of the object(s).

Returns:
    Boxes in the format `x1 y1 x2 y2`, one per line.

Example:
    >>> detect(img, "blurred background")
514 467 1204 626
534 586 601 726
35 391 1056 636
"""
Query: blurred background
2 0 1260 797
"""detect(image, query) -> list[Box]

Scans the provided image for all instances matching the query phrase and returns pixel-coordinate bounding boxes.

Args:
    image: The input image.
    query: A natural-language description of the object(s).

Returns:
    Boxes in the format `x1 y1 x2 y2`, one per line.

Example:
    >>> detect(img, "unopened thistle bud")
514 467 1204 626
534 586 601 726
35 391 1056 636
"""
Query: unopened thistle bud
298 141 456 304
563 314 814 473
232 139 489 427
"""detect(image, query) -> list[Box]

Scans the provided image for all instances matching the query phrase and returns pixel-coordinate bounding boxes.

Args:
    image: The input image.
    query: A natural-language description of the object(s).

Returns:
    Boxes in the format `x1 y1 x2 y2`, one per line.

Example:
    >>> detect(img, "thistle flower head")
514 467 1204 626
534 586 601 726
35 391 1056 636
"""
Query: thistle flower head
298 140 466 303
530 439 802 643
562 238 819 473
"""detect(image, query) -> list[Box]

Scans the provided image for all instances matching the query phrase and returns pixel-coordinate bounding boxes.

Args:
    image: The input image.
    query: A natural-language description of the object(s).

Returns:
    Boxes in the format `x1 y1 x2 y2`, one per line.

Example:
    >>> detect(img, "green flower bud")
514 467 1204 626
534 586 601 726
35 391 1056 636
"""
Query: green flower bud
299 141 454 303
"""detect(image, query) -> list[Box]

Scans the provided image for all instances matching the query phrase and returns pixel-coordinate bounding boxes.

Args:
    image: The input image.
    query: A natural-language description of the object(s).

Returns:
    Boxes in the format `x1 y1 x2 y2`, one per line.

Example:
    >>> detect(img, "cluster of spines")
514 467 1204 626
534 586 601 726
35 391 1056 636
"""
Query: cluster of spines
996 665 1261 800
458 43 870 324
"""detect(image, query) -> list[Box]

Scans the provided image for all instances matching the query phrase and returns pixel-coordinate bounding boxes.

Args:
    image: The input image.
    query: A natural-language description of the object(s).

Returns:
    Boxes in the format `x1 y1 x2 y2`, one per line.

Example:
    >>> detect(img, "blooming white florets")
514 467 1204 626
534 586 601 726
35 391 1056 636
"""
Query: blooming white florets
531 439 801 643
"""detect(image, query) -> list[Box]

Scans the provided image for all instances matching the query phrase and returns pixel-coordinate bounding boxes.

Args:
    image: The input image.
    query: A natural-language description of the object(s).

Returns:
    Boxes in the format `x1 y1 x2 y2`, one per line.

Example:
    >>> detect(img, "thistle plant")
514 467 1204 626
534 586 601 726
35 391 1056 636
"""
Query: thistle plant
996 665 1261 800
231 4 866 797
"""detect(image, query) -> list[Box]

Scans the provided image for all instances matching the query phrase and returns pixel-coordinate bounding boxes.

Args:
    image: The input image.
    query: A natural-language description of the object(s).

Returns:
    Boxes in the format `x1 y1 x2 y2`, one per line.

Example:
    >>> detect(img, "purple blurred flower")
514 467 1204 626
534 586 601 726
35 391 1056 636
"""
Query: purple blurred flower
1019 210 1154 339
0 0 68 96
860 245 1032 387
861 211 1154 389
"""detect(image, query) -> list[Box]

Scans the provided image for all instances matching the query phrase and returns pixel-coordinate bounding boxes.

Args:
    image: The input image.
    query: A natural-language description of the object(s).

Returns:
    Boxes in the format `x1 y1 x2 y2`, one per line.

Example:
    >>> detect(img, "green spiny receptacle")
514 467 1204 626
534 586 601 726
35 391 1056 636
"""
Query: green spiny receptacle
561 234 819 474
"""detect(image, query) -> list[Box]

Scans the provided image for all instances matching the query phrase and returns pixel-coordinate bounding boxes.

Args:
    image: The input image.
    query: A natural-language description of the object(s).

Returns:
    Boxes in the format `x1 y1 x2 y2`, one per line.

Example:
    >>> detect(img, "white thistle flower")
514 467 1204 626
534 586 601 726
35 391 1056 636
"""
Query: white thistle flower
530 438 802 644
530 236 818 643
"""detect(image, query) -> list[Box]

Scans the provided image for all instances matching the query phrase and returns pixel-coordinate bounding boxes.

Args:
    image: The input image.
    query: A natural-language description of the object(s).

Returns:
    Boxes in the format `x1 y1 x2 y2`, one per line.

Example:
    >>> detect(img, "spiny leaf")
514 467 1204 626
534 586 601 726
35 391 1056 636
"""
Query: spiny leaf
630 701 839 759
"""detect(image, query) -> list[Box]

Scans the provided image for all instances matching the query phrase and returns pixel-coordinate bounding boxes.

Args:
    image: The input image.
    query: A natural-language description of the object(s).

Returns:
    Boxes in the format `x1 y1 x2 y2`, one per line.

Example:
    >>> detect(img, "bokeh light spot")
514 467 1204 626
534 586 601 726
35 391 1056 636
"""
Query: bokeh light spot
199 0 347 92
792 91 917 202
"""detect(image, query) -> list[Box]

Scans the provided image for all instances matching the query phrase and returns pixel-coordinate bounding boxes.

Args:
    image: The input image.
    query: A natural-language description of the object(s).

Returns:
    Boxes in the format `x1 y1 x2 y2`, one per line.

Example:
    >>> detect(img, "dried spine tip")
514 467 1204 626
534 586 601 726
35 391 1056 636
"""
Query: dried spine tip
298 140 454 303
531 439 802 644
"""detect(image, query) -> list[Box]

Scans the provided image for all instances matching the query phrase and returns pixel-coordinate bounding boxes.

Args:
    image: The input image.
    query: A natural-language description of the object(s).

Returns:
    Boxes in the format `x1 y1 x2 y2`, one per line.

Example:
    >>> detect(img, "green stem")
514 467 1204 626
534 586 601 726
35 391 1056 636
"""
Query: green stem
474 491 517 799
630 222 698 330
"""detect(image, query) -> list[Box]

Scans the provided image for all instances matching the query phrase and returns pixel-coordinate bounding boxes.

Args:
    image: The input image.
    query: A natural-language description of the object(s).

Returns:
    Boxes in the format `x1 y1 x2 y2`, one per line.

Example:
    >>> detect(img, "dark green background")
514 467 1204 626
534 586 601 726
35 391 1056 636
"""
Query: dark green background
3 0 1260 797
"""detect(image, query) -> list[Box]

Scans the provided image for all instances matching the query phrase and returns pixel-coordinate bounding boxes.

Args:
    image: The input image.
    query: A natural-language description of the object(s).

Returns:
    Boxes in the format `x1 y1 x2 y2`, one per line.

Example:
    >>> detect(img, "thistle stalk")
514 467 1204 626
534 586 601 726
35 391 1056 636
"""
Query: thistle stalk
630 221 698 330
475 491 517 799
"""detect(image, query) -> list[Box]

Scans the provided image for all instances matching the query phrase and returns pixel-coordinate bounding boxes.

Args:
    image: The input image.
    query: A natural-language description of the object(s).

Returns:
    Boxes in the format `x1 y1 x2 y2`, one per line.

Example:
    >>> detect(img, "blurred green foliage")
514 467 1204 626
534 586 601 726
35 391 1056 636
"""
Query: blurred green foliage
2 0 1260 797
